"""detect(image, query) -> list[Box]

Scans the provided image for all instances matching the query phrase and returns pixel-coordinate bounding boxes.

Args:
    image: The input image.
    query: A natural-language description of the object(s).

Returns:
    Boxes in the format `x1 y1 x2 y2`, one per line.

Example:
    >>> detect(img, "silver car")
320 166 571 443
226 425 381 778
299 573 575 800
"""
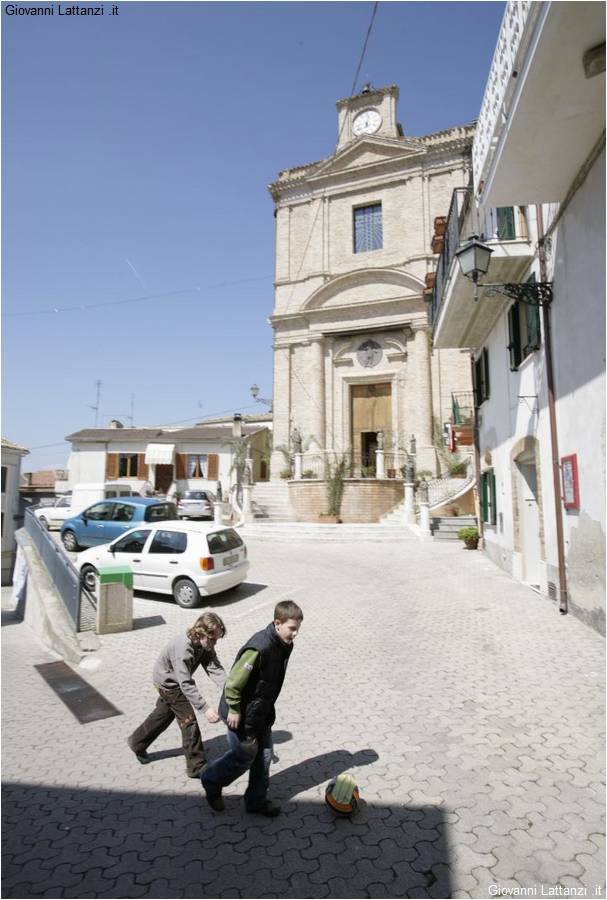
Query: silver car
177 490 215 520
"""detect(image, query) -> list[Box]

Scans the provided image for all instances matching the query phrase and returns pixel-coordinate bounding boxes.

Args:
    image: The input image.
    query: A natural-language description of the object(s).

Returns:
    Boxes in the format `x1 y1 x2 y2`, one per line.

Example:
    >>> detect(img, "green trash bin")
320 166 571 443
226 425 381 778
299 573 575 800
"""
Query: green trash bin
96 565 133 634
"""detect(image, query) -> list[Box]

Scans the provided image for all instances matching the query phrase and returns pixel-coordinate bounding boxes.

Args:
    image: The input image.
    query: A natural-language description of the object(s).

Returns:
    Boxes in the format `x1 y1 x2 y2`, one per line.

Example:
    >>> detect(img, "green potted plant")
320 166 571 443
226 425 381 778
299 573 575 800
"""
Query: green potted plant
448 459 469 478
320 454 348 523
303 469 316 479
458 526 479 549
279 469 291 480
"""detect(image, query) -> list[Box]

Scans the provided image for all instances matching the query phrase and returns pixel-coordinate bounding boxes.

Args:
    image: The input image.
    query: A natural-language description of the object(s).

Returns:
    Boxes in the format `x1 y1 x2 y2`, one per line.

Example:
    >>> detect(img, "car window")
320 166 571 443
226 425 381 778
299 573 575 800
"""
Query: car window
183 491 206 500
112 529 151 553
207 528 244 554
105 490 118 498
144 503 177 522
57 498 71 508
148 530 187 554
85 502 113 521
112 503 136 522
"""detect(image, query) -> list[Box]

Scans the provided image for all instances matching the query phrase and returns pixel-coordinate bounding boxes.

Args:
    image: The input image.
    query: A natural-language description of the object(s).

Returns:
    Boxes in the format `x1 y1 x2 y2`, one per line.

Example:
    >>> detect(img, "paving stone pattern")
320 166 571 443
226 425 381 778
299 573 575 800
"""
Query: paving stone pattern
2 541 605 898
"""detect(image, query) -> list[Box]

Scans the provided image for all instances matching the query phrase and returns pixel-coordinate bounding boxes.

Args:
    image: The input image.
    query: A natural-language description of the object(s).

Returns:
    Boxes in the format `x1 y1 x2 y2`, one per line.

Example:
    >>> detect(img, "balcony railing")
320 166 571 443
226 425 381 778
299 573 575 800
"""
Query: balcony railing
451 392 475 426
431 187 471 327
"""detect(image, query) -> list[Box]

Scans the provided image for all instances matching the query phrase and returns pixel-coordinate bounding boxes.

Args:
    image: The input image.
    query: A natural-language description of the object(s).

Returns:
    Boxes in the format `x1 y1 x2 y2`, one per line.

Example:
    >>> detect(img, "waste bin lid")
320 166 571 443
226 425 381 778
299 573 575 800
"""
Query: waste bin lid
98 566 133 589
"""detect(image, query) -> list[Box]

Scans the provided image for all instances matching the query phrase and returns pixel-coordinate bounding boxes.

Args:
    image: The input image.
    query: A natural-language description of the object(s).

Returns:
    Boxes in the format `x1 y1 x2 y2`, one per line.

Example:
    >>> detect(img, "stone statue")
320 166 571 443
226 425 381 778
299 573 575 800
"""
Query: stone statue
243 463 251 485
404 459 415 483
418 479 429 503
216 481 223 502
291 427 303 454
377 430 384 450
409 434 416 456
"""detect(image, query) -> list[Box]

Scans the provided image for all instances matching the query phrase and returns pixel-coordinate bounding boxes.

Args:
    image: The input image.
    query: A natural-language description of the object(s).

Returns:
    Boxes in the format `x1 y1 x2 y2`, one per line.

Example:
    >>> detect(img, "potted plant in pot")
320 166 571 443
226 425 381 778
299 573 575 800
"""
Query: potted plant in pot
458 526 479 549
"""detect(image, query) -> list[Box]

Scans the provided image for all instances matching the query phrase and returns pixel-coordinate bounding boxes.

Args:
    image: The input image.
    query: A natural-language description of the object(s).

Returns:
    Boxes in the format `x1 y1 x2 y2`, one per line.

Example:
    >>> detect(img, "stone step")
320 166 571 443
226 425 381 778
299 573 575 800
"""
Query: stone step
238 522 419 542
431 515 476 540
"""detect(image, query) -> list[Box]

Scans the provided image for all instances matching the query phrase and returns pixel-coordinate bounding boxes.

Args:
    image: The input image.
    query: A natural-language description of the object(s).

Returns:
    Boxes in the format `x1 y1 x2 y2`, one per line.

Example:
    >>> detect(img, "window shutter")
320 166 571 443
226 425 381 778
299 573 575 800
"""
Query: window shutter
106 453 119 480
482 347 490 401
207 454 219 481
473 357 480 407
137 454 148 481
497 206 516 240
480 473 488 522
175 453 186 479
507 304 521 370
490 471 497 526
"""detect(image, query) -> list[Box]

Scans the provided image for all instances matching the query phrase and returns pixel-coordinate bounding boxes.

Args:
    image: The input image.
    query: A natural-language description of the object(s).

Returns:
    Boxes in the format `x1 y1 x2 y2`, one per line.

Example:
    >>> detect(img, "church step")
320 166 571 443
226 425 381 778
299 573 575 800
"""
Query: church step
238 522 418 542
431 515 477 540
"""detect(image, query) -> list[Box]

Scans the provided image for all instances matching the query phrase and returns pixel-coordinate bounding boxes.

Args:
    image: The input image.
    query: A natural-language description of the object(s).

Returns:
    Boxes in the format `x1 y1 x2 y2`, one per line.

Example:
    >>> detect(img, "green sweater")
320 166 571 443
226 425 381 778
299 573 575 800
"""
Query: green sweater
224 648 259 713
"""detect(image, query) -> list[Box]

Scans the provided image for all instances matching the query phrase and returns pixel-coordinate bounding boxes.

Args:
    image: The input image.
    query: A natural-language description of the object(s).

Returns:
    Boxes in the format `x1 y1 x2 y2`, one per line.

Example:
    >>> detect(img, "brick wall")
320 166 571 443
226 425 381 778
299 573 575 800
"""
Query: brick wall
289 479 403 523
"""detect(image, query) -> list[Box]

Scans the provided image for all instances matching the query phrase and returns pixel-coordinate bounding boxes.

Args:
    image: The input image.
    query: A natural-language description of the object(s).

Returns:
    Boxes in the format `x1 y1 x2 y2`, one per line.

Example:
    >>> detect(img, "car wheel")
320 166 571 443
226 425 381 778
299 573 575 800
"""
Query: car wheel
81 565 98 593
173 578 202 609
38 516 49 530
62 530 80 552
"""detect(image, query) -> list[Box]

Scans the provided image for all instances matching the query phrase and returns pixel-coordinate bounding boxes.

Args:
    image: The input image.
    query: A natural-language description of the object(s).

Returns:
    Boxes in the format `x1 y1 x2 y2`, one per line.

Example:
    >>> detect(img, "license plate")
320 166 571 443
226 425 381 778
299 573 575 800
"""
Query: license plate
223 554 238 567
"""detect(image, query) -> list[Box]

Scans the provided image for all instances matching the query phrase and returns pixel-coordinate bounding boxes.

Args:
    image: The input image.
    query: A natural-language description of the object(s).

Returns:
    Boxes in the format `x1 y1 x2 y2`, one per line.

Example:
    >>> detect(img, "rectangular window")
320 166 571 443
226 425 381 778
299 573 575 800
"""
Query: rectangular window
507 276 541 370
144 502 177 522
496 206 516 240
149 530 187 554
187 454 208 478
118 454 139 477
1 466 7 493
474 348 490 406
353 203 382 253
480 470 497 526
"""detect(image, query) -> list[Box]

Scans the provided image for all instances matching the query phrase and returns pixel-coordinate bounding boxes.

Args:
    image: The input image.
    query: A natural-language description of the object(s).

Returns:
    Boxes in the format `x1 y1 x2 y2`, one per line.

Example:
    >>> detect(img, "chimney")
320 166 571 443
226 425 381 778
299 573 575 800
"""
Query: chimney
232 413 242 439
109 419 124 429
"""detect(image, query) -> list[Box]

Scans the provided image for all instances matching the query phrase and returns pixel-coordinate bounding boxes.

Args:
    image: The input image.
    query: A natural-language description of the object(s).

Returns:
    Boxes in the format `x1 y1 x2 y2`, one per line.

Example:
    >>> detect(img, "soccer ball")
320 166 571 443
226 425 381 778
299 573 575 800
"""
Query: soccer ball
324 773 360 816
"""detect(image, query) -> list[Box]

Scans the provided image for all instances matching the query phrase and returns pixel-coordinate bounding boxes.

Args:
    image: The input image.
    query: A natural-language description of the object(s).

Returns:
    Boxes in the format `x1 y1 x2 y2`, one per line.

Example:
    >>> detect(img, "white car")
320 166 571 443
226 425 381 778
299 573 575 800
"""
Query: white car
76 520 249 609
177 490 215 519
34 496 72 530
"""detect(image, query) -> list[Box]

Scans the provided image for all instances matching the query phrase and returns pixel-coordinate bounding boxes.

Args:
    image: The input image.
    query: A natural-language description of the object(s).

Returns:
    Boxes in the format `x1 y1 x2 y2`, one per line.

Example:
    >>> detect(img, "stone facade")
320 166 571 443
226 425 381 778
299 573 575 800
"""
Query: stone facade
288 478 403 524
268 85 474 479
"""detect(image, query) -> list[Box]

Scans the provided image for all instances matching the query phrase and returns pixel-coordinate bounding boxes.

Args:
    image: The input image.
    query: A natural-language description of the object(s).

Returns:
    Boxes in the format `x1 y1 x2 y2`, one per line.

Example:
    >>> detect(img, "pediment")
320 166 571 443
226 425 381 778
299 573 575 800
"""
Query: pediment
303 268 425 312
310 137 425 180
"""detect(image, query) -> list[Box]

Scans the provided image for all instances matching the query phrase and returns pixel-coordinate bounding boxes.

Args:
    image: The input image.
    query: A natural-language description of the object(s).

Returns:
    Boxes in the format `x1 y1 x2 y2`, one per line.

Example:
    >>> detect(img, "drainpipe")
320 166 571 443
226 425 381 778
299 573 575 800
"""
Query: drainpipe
537 205 568 614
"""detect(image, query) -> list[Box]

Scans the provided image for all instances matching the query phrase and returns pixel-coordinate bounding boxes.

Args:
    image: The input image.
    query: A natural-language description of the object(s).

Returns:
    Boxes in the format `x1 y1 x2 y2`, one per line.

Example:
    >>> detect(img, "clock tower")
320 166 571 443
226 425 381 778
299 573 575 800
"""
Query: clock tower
336 83 402 150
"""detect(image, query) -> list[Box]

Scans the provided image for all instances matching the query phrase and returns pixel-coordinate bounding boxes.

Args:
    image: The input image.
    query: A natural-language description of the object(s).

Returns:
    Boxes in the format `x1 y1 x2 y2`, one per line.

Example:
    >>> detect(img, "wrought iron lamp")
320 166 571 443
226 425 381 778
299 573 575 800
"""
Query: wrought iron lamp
250 384 272 409
455 234 553 306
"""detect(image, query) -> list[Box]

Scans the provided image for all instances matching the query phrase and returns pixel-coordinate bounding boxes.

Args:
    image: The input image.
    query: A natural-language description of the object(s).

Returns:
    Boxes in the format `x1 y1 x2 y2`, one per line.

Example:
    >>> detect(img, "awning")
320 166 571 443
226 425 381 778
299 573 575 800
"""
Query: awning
145 443 175 465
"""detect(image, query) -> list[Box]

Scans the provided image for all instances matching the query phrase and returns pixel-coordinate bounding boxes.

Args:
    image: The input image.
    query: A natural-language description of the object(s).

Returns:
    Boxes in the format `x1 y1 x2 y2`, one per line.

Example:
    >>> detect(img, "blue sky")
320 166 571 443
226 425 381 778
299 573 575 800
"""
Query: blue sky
2 0 505 472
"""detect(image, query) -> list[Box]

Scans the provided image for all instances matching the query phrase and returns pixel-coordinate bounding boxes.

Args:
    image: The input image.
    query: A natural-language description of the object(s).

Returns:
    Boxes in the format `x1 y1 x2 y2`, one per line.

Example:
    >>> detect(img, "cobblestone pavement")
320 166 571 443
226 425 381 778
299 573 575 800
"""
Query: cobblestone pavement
2 540 605 899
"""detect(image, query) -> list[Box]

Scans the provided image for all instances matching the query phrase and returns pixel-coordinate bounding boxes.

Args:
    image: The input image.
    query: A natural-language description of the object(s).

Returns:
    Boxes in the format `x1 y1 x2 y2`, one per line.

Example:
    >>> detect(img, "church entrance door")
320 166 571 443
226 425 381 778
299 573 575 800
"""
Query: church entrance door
350 383 391 477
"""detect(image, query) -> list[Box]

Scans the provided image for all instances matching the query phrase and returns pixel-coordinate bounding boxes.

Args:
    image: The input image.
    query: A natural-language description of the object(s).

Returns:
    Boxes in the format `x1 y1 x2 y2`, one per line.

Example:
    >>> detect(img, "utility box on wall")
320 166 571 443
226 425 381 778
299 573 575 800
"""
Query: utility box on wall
96 566 133 634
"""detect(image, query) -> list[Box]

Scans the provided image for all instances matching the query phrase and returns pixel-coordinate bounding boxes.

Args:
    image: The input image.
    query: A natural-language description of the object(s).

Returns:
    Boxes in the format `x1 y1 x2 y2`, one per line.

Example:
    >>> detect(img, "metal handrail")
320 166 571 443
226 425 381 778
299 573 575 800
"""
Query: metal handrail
431 187 471 328
451 391 475 425
23 509 86 629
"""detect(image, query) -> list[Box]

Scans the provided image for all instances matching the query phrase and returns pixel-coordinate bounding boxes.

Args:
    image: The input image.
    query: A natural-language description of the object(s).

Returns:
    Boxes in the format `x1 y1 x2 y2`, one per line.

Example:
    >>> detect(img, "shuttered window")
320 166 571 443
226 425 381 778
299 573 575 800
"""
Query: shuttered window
496 206 516 240
480 470 497 526
353 203 382 253
474 348 490 406
119 454 139 477
507 276 541 370
207 454 219 481
187 455 207 478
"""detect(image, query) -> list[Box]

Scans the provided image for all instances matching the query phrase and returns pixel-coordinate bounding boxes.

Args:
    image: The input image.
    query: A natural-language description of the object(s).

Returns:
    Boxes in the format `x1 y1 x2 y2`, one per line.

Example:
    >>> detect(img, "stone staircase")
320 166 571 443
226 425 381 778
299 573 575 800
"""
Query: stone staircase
251 481 297 522
239 521 419 542
431 515 476 541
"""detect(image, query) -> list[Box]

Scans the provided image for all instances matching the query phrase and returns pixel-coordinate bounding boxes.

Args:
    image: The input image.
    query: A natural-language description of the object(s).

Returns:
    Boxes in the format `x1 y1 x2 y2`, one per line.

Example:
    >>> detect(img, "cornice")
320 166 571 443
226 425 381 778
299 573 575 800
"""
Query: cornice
336 84 399 108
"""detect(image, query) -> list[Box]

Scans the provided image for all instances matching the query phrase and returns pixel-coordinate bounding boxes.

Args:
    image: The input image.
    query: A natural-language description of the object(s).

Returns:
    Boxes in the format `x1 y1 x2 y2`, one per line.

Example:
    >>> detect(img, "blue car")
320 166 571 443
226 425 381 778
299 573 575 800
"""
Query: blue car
60 497 178 552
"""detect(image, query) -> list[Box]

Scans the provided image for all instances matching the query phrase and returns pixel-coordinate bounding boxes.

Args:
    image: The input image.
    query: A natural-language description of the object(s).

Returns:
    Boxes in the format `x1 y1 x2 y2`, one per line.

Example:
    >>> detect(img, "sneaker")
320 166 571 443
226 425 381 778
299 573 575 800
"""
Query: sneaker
127 737 151 765
201 778 225 812
245 800 281 817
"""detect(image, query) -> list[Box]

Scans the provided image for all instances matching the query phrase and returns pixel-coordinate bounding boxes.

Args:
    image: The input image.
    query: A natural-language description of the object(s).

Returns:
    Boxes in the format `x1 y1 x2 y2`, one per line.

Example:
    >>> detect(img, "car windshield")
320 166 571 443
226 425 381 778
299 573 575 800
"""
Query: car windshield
207 529 243 554
183 491 207 500
144 502 178 522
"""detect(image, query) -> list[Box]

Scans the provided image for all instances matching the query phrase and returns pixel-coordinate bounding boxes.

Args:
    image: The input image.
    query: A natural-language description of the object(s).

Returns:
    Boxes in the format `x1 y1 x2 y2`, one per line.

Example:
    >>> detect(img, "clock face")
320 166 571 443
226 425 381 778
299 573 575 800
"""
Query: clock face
352 109 382 136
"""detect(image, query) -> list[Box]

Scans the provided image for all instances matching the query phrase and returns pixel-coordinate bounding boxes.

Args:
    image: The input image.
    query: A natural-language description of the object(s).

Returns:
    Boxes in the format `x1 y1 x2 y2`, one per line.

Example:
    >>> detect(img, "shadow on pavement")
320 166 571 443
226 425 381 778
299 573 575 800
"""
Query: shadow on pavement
132 615 166 631
2 746 451 898
133 582 267 609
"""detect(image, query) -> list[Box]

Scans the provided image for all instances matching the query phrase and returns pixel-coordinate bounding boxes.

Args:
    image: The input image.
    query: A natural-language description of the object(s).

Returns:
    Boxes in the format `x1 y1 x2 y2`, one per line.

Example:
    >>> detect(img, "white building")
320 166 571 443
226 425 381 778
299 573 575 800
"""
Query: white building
431 2 605 633
66 417 271 498
1 437 29 585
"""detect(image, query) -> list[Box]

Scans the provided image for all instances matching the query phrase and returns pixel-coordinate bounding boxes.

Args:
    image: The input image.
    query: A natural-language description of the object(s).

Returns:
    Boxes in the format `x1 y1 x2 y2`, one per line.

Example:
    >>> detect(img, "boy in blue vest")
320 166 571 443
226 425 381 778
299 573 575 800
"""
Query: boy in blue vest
201 600 303 817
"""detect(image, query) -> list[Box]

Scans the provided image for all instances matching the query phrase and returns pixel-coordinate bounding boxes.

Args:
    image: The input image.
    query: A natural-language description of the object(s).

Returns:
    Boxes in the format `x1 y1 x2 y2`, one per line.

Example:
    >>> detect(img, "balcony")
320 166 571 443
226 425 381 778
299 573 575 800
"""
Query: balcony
473 2 605 207
431 188 534 350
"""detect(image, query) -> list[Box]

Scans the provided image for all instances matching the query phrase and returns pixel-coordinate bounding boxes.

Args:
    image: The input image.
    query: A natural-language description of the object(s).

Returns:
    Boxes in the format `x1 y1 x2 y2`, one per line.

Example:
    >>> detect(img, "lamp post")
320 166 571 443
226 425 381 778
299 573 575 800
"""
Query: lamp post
250 384 272 409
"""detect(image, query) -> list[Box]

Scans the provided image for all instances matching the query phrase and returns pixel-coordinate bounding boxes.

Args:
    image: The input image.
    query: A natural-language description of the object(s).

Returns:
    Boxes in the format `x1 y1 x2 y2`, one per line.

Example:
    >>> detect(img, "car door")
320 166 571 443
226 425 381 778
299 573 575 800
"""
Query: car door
108 529 152 590
137 528 188 593
79 501 115 546
104 502 137 543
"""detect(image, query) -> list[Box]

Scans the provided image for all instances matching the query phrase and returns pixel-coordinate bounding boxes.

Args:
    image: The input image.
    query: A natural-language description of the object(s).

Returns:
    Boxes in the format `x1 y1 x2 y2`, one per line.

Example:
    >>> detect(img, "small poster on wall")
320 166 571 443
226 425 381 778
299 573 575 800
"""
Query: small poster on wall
561 454 580 510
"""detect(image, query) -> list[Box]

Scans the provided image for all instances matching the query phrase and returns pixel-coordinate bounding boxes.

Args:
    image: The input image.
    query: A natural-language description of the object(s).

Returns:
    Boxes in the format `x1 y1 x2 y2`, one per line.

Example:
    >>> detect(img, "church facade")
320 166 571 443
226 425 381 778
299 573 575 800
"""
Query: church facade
268 85 474 479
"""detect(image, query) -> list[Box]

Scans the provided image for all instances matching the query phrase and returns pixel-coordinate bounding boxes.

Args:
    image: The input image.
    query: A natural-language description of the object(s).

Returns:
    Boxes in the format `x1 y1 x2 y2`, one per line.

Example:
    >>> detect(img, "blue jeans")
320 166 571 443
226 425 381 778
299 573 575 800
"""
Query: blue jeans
201 728 273 808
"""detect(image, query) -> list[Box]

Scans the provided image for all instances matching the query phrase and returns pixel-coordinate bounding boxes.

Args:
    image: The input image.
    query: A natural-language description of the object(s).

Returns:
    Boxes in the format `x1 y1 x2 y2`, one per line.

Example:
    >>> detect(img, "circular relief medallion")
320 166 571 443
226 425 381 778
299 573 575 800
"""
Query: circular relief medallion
357 339 382 368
